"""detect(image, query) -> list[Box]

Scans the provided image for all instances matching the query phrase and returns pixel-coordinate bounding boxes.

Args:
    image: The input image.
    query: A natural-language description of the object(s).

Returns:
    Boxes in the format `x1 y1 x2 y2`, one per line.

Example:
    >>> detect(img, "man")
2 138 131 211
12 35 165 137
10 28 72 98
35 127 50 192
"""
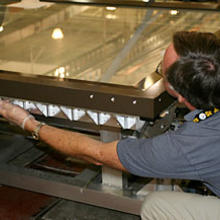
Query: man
0 31 220 219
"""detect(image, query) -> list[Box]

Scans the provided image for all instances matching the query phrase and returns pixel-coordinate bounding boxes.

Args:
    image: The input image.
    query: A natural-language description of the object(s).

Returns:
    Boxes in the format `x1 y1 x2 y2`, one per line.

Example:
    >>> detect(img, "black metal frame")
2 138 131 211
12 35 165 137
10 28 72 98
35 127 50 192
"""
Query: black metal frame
40 0 220 11
0 71 174 119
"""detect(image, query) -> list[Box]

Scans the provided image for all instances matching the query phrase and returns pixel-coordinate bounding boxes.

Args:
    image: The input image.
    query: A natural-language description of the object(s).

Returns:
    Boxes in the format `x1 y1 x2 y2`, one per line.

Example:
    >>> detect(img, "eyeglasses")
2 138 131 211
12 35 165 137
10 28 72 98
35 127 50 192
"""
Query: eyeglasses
155 61 163 76
156 61 176 92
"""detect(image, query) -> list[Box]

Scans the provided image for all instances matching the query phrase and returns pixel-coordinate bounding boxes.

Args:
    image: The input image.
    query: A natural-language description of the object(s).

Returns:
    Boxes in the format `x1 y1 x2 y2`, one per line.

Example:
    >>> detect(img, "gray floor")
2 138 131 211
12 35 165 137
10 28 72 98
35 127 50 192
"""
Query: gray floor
39 200 141 220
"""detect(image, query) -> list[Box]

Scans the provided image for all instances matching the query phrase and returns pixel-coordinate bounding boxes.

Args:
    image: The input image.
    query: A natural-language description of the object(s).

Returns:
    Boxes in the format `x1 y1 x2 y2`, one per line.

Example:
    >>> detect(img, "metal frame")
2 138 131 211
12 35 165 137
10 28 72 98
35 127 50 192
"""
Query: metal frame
0 165 142 215
41 0 220 11
0 71 174 119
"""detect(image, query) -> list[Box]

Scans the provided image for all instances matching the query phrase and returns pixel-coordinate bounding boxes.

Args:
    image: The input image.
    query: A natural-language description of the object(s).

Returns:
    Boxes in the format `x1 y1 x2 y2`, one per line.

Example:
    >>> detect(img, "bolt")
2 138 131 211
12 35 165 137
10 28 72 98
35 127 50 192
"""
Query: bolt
111 97 115 102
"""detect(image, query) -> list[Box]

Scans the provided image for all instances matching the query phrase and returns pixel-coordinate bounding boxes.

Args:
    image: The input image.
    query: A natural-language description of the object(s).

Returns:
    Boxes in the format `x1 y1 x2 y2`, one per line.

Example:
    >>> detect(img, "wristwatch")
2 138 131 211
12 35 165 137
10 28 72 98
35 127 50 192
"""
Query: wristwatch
32 122 46 140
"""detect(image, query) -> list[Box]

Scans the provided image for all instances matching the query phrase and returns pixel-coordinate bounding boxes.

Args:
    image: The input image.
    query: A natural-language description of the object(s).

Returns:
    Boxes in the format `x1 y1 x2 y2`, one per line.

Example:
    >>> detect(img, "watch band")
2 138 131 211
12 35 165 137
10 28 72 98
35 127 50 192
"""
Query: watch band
21 115 35 130
32 122 46 140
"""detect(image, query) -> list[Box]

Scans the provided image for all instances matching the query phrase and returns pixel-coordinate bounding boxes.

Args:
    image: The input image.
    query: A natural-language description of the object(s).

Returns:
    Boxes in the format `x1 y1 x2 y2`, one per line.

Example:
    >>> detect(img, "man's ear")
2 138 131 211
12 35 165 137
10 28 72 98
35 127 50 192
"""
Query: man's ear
177 94 196 111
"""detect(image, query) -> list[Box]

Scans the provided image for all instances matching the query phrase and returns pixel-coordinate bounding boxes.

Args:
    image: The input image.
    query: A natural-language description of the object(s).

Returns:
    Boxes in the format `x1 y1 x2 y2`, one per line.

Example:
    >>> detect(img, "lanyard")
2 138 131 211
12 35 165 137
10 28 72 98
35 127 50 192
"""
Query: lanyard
193 108 219 123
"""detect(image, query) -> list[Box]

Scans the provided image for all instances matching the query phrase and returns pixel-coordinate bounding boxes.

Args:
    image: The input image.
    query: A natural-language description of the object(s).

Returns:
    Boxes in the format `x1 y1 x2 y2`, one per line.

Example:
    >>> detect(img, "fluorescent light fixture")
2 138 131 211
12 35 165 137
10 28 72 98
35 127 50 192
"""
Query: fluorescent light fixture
59 67 65 75
106 14 117 19
170 10 179 15
51 28 64 40
106 6 117 11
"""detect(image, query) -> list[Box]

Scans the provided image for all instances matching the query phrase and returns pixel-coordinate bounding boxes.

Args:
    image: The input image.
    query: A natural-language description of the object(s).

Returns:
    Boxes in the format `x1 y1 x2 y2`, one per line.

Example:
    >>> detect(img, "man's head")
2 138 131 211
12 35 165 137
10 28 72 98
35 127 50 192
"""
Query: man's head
163 31 220 110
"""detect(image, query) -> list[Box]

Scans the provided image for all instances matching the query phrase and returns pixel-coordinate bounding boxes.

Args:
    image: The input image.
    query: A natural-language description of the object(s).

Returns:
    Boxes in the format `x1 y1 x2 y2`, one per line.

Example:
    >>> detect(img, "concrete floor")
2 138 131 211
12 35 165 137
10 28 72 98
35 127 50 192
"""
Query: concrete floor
0 186 140 220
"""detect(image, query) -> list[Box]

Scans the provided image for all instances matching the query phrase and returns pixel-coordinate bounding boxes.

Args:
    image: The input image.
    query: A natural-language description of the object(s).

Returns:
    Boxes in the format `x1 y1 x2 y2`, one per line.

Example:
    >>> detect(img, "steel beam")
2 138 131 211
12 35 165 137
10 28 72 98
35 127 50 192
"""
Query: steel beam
0 164 142 215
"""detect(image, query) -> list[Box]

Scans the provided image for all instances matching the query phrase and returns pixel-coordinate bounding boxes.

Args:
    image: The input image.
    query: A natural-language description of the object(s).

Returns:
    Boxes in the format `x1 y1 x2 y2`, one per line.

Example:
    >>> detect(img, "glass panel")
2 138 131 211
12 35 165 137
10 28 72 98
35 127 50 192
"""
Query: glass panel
0 2 220 87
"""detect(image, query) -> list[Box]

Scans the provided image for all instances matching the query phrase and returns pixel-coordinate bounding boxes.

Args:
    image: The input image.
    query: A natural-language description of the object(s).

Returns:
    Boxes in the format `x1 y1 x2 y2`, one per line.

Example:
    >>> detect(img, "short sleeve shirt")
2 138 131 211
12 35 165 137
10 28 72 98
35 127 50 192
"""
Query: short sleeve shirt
117 110 220 196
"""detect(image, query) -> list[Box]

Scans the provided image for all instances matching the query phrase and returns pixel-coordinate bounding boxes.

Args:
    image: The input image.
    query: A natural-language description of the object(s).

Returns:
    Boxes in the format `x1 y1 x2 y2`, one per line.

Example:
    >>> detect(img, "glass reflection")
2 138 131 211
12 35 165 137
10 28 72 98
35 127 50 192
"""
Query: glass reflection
0 3 219 87
51 28 64 40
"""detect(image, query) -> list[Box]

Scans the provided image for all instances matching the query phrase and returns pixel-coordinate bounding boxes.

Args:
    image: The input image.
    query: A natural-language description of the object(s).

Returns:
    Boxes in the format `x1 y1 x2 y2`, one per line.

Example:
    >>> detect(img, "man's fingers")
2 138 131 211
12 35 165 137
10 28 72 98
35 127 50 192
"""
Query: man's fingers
0 100 3 108
0 100 21 117
0 100 9 107
0 100 16 110
0 100 6 115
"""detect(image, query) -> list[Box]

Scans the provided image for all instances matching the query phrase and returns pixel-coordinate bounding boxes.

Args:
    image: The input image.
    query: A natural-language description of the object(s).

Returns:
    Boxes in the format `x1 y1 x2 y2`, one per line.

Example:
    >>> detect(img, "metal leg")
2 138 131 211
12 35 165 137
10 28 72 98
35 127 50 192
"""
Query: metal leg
100 130 122 188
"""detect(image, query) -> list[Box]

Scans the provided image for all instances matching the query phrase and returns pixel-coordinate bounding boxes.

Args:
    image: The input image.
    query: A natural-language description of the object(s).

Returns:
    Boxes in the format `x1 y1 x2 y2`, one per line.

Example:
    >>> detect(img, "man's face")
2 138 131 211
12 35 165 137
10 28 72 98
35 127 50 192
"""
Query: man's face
162 43 196 110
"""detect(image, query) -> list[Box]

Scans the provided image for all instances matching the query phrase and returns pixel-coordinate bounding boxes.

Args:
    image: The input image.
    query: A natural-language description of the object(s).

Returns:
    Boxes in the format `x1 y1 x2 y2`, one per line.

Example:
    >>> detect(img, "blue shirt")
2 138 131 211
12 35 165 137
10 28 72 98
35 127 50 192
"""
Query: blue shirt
117 110 220 196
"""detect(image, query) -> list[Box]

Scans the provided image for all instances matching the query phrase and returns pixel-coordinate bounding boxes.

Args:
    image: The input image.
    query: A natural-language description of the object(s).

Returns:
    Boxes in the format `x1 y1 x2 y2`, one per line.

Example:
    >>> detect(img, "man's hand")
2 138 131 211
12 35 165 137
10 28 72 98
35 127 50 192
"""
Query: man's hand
0 100 31 128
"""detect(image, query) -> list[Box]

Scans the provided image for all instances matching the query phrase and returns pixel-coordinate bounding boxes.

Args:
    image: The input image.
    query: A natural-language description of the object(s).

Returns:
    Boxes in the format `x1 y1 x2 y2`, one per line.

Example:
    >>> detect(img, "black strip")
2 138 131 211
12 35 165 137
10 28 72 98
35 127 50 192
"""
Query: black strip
40 0 220 11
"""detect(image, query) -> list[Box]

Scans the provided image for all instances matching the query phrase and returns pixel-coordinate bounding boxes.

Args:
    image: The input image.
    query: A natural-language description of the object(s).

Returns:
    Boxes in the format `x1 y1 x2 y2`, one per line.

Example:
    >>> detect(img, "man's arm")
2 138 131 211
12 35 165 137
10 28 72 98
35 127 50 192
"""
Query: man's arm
0 101 126 171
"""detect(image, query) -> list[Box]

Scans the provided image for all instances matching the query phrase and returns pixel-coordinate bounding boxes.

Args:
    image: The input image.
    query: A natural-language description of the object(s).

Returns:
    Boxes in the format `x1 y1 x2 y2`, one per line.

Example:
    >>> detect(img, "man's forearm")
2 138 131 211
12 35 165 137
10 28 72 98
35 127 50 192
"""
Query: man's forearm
26 118 126 171
0 100 126 171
